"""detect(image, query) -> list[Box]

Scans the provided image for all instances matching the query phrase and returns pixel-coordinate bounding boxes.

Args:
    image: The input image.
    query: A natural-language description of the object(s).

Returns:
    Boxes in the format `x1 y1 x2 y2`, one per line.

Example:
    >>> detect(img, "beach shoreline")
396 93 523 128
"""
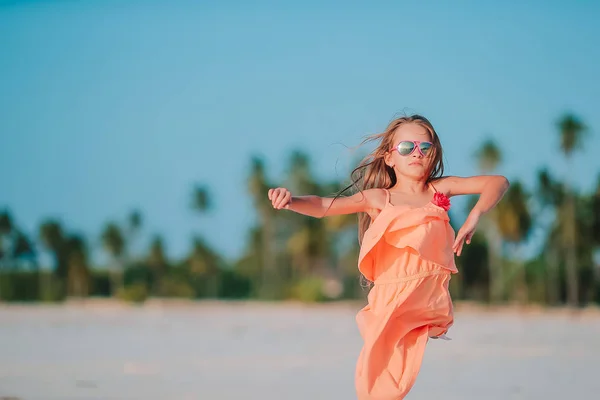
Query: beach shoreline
2 297 599 318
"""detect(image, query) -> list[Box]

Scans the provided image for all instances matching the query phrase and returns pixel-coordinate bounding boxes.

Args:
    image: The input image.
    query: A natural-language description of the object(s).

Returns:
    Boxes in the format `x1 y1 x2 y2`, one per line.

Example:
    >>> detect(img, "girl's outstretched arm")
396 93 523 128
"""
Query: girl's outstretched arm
434 175 510 255
268 187 386 219
438 175 510 215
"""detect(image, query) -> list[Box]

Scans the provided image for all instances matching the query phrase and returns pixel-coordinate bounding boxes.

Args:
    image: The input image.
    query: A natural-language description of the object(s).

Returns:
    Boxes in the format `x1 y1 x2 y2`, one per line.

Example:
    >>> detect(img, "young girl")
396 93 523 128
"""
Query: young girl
267 114 509 399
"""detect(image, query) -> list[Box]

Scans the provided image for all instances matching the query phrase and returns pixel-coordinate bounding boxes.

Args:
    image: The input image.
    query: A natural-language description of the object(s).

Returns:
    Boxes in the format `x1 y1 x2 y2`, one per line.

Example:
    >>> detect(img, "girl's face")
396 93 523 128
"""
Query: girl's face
385 122 433 180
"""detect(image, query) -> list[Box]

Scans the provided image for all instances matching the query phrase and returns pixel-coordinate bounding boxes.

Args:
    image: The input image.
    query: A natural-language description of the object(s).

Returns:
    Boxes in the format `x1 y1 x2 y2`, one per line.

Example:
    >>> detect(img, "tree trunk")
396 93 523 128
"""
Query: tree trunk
564 195 579 307
594 250 600 305
111 269 123 296
513 244 528 304
546 246 560 305
487 224 504 303
110 257 125 297
260 213 278 299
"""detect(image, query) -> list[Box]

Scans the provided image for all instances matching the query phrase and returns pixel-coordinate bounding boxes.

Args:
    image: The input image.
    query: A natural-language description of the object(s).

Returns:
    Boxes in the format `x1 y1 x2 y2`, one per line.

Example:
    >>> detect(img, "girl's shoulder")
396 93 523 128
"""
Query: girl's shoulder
325 187 388 219
359 188 389 219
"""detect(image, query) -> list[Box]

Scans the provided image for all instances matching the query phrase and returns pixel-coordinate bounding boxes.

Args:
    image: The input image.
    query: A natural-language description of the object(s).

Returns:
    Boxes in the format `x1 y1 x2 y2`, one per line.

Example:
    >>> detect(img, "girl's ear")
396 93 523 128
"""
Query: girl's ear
384 151 394 168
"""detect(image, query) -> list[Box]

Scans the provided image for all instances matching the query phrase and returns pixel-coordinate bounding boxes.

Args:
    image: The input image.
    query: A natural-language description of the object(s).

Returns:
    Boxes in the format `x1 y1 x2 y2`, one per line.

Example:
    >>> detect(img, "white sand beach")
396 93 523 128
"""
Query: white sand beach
1 300 599 400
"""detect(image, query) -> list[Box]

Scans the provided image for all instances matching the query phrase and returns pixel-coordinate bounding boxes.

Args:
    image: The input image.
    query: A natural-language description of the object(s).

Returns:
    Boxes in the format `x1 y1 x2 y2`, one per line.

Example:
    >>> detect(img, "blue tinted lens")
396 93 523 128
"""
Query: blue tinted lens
397 141 416 155
420 142 432 155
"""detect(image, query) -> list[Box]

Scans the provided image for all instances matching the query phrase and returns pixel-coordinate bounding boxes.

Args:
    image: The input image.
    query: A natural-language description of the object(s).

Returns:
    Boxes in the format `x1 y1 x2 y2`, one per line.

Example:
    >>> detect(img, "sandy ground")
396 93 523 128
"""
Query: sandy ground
1 300 599 400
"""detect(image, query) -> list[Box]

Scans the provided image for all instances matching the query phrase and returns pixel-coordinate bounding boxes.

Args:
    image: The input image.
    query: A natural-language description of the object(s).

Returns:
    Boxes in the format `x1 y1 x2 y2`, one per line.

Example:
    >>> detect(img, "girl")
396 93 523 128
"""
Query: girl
267 114 509 399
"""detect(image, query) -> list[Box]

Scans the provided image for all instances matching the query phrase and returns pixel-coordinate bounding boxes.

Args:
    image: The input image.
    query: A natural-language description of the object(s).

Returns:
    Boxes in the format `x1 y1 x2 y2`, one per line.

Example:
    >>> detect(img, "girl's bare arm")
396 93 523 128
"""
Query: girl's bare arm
268 187 387 219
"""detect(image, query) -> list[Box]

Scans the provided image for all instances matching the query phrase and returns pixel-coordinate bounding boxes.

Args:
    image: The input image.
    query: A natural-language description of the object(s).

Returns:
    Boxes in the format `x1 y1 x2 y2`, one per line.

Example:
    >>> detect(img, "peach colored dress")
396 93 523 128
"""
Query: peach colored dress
355 185 458 400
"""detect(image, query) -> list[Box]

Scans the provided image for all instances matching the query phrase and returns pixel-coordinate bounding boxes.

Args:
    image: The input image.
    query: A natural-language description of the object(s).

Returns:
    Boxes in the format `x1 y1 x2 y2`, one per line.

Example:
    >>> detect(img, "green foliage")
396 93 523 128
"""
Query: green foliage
101 223 125 258
90 270 112 297
455 232 489 301
1 114 598 307
159 277 195 298
0 271 40 301
474 139 502 173
0 210 13 234
557 113 587 157
192 185 211 212
219 269 252 299
117 283 149 304
288 277 327 303
0 271 64 302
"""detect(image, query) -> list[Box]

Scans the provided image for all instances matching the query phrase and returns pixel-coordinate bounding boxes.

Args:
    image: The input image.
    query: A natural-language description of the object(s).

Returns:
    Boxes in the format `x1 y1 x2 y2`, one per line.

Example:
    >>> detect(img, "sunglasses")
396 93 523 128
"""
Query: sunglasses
393 140 433 156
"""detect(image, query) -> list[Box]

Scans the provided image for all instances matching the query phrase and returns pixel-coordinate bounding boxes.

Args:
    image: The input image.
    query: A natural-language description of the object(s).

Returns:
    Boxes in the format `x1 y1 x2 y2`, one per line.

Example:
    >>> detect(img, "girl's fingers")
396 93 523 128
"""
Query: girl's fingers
275 190 289 209
456 238 464 256
277 191 288 209
268 188 293 210
453 231 466 255
457 231 476 255
269 188 281 202
273 192 281 208
466 231 474 244
270 189 278 206
282 192 291 209
453 230 464 249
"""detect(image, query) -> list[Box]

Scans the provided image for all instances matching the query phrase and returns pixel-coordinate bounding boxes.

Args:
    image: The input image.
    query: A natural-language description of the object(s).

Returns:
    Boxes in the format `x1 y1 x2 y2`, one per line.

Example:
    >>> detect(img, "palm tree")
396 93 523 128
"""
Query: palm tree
65 235 90 297
495 181 532 303
473 139 504 303
592 174 600 249
0 210 13 299
191 185 222 297
234 226 264 294
12 230 37 268
0 211 13 266
188 236 221 298
127 210 143 264
557 113 587 306
475 139 502 174
148 235 168 296
129 210 142 232
286 150 319 194
0 211 12 235
0 213 39 300
39 220 67 278
0 235 4 267
591 175 600 302
101 222 126 295
284 151 330 280
248 156 279 299
192 185 211 212
39 220 76 300
536 168 564 305
573 189 600 304
323 200 357 299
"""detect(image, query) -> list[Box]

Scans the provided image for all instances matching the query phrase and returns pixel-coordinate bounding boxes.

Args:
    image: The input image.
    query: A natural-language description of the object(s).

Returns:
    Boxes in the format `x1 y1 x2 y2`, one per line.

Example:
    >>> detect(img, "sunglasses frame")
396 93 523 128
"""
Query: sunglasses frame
393 140 433 157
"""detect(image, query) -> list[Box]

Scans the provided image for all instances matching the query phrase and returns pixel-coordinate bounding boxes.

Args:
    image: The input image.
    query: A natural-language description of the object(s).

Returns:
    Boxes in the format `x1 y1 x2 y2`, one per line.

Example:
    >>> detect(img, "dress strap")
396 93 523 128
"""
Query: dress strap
428 181 438 194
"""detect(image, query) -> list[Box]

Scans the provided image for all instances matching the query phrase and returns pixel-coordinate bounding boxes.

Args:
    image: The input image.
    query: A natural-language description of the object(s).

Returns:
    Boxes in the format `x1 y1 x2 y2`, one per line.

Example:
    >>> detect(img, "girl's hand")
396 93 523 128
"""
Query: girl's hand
452 211 481 256
268 187 292 210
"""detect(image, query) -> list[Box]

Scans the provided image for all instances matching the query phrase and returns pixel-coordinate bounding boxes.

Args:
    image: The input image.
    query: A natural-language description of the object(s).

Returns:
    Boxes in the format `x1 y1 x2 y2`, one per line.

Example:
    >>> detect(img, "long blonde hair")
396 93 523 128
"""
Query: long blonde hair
339 114 445 244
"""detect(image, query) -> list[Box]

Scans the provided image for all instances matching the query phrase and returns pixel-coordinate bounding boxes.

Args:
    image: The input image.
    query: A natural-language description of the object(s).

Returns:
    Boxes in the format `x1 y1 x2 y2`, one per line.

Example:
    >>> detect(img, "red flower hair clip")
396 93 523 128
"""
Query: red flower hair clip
432 192 451 211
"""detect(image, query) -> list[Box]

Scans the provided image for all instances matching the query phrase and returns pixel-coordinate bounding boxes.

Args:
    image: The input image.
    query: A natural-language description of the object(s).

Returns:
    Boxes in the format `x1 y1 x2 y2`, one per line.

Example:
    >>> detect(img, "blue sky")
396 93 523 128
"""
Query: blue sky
1 0 599 265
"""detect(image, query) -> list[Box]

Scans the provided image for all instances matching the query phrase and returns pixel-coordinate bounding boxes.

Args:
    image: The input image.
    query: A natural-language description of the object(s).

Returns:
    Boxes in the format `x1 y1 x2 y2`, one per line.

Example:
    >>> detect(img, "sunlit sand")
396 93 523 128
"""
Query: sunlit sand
1 300 598 399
